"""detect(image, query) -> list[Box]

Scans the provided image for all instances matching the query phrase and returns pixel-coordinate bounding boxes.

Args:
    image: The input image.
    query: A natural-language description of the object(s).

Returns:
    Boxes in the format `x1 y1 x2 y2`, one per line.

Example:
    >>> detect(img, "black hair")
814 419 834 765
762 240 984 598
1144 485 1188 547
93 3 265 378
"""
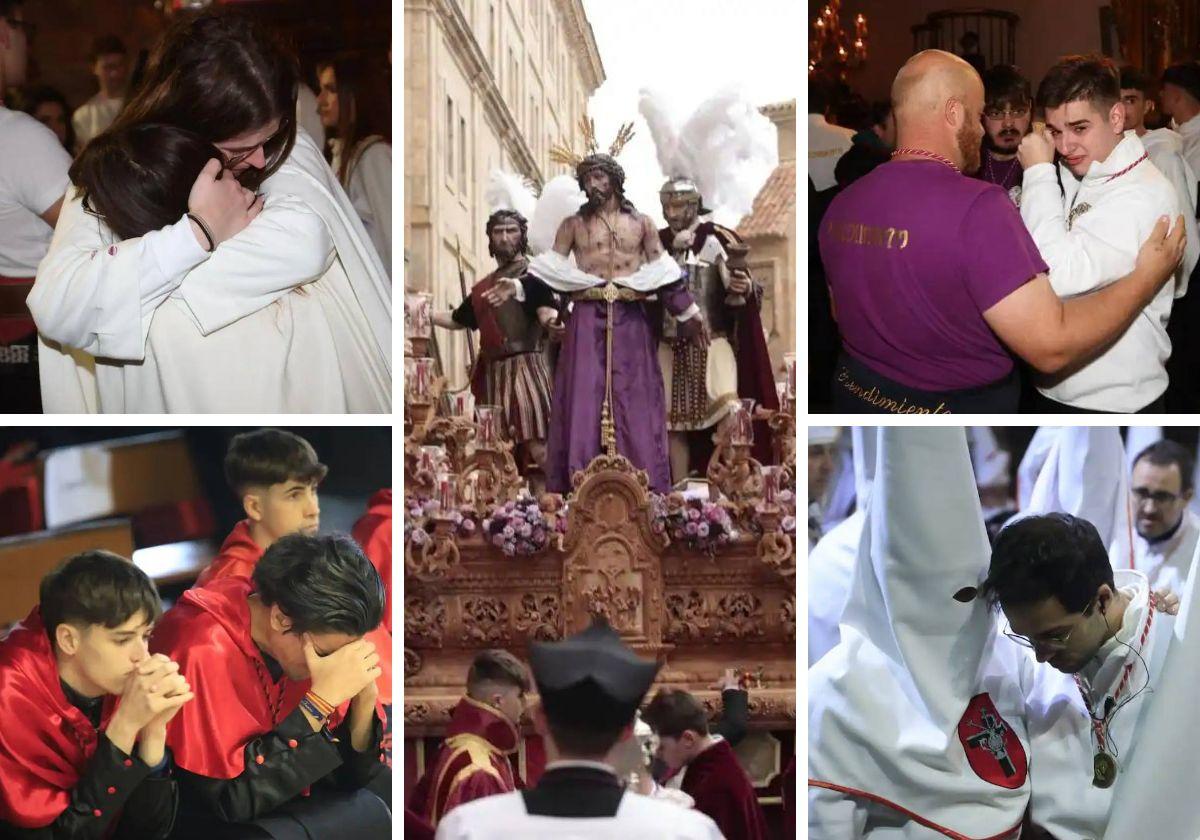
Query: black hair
21 85 76 151
1133 439 1195 493
981 513 1115 614
224 429 328 497
1037 54 1121 113
485 209 529 257
252 533 384 636
868 100 892 128
70 123 221 240
642 688 710 739
575 153 637 217
89 34 127 63
1162 62 1200 103
983 64 1032 109
1119 65 1152 94
39 551 162 645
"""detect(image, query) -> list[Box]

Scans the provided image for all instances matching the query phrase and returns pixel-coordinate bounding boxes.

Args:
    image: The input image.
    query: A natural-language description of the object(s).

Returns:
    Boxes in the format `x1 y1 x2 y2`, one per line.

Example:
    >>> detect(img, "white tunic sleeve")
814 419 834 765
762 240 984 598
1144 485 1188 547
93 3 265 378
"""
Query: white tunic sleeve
175 193 334 334
28 196 207 360
348 142 391 276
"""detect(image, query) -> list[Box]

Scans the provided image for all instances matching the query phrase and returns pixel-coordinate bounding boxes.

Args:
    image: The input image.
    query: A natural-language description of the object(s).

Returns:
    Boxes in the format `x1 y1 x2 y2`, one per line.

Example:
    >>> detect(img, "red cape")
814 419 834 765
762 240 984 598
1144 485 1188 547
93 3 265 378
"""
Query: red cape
0 609 117 828
351 490 393 636
410 697 520 825
194 520 262 589
150 577 321 779
681 739 769 840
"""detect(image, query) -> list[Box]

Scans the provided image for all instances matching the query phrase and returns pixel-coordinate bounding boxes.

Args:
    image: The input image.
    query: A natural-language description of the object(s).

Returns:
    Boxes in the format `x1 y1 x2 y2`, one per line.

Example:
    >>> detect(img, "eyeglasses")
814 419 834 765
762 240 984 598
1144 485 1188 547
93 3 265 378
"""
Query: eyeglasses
1004 596 1097 652
1132 487 1181 505
983 105 1032 121
219 122 289 172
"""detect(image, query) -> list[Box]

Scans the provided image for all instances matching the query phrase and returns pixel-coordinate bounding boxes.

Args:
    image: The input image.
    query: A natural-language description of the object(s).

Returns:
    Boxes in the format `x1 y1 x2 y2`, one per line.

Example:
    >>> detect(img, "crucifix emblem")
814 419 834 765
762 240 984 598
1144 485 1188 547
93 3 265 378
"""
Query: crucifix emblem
965 709 1017 777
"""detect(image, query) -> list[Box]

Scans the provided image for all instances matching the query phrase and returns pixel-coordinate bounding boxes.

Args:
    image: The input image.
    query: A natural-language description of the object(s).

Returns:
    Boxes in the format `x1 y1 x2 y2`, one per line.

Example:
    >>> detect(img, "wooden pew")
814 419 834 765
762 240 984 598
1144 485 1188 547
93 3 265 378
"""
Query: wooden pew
0 518 134 625
132 539 218 589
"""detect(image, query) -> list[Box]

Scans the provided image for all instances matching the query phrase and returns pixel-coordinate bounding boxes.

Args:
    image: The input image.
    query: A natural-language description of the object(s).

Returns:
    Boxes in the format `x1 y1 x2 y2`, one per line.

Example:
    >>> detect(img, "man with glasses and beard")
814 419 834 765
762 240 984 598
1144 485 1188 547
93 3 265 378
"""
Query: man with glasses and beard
819 49 1186 413
432 209 559 478
977 64 1033 204
1130 440 1200 593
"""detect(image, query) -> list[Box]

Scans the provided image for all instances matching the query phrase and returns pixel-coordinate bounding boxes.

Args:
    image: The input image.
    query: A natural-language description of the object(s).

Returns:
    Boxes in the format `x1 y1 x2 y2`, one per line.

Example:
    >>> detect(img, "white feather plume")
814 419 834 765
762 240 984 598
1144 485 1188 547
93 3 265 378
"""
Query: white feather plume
484 169 537 221
637 86 778 227
529 174 586 255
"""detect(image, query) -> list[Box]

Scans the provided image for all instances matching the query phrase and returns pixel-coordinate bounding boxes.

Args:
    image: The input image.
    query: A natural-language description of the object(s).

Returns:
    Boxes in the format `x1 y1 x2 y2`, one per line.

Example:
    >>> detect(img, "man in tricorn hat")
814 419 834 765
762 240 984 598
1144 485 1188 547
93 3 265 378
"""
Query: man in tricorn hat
435 620 722 838
656 176 778 481
529 138 708 494
433 208 559 474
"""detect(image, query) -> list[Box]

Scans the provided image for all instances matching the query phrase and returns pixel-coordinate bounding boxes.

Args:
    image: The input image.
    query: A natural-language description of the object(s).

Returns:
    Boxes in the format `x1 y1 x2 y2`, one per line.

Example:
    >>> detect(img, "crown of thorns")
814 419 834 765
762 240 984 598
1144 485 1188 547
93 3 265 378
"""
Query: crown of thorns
549 117 636 169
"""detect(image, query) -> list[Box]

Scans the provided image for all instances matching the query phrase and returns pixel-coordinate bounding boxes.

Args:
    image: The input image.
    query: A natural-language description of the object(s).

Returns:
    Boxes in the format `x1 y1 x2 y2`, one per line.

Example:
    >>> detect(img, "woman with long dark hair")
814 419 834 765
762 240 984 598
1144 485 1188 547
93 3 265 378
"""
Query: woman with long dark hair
27 10 390 413
317 54 391 276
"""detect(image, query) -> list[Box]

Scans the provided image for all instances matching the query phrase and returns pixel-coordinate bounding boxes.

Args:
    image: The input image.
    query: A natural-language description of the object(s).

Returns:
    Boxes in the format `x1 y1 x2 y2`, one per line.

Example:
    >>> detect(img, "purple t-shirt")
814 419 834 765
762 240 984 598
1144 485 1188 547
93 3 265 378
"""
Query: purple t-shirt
819 159 1048 390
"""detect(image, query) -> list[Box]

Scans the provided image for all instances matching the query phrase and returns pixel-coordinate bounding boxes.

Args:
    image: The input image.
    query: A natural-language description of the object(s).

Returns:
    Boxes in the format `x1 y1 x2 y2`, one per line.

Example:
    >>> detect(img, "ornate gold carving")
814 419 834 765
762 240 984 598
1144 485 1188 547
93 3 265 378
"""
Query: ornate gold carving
758 530 795 580
405 518 460 580
461 445 523 515
713 592 766 641
404 594 448 647
461 596 511 644
706 423 764 520
404 647 422 679
581 564 643 632
665 590 709 642
781 592 796 641
513 593 561 641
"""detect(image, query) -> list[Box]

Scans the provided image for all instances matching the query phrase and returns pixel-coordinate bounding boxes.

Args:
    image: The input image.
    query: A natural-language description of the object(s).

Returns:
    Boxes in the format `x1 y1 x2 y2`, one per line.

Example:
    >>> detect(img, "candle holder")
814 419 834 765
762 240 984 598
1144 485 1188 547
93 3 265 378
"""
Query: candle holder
706 416 764 521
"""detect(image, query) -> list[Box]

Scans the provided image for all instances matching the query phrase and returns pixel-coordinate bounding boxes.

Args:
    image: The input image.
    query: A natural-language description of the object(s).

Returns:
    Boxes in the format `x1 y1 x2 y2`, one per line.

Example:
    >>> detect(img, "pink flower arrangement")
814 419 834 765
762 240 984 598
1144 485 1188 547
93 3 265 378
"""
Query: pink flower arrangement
403 494 477 547
651 494 737 556
481 493 564 556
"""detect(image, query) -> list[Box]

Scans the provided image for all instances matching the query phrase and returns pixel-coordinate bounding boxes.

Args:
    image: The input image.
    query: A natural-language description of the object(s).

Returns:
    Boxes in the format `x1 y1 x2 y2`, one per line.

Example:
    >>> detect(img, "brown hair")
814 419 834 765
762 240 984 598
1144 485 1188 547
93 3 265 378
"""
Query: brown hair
316 53 391 185
224 429 328 496
467 649 530 695
112 8 298 190
1037 54 1120 113
642 688 710 739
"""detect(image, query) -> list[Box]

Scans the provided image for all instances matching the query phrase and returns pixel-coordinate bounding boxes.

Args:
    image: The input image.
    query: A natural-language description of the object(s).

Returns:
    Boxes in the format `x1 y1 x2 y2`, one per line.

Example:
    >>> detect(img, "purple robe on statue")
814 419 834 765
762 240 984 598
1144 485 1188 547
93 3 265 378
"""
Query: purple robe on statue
546 281 695 493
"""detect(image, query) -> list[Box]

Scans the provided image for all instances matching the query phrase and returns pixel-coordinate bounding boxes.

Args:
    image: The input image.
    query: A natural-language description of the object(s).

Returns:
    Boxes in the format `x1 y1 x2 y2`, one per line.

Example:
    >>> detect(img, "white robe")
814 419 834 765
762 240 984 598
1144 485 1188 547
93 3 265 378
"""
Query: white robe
1023 572 1174 839
1020 132 1180 411
1134 508 1200 593
1141 127 1199 291
332 137 392 277
28 129 390 413
434 788 723 840
809 428 1032 839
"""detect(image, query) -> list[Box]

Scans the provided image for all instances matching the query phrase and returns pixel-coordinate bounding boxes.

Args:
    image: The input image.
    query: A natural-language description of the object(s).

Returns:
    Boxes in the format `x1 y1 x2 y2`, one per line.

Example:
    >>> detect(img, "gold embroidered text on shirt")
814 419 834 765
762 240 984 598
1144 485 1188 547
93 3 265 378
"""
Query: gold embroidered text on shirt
827 221 910 249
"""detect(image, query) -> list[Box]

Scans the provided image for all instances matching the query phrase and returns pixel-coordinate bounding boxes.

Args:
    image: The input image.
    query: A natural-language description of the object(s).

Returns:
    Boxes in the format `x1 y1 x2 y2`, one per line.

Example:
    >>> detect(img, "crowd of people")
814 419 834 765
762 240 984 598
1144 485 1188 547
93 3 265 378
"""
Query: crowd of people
0 1 392 414
810 48 1200 414
807 426 1200 836
0 429 395 838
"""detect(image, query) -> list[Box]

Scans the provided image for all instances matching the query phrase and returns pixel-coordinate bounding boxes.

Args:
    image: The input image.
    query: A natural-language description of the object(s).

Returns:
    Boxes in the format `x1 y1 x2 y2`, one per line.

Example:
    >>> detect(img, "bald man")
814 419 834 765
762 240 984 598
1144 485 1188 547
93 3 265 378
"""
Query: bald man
818 50 1186 414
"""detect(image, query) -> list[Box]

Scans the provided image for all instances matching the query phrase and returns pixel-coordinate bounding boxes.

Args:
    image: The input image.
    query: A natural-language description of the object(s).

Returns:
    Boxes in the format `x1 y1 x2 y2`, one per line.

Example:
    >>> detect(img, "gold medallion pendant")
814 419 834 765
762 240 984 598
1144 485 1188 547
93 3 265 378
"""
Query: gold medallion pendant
1093 751 1118 788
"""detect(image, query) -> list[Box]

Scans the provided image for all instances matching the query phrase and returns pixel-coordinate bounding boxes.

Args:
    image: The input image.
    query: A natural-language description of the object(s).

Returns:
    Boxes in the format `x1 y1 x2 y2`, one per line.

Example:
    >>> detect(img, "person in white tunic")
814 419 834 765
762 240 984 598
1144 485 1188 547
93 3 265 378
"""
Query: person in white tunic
808 76 854 192
0 0 70 412
1160 62 1200 180
70 35 128 153
982 513 1178 838
1018 55 1182 413
809 427 1033 838
27 10 390 414
436 620 722 840
317 55 391 277
1130 439 1200 593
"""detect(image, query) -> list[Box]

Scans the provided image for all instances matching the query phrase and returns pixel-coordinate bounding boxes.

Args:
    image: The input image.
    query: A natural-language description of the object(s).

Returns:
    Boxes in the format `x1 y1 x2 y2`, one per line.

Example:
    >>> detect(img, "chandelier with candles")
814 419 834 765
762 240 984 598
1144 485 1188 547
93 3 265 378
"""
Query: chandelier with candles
809 1 868 75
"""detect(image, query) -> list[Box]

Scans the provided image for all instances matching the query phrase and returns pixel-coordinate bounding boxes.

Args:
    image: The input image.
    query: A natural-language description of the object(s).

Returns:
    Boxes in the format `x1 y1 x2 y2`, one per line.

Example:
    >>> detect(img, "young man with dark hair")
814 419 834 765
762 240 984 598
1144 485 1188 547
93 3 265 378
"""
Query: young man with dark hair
0 551 193 838
1131 439 1199 591
1018 54 1182 412
977 64 1033 201
151 533 389 835
0 0 71 413
437 621 721 838
643 687 768 840
195 429 327 587
1160 61 1200 178
71 34 128 152
410 649 530 827
981 512 1175 835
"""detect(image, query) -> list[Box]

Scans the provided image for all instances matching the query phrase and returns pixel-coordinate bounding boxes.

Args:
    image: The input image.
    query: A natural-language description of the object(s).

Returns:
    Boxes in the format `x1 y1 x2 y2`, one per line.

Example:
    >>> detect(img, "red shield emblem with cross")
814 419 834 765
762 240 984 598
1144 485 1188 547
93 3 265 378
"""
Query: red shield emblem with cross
956 693 1028 789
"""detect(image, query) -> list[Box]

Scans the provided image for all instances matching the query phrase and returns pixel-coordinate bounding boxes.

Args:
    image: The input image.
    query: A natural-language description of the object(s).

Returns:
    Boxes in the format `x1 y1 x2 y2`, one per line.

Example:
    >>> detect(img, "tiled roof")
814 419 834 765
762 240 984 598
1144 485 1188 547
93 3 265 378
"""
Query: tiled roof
737 160 796 239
